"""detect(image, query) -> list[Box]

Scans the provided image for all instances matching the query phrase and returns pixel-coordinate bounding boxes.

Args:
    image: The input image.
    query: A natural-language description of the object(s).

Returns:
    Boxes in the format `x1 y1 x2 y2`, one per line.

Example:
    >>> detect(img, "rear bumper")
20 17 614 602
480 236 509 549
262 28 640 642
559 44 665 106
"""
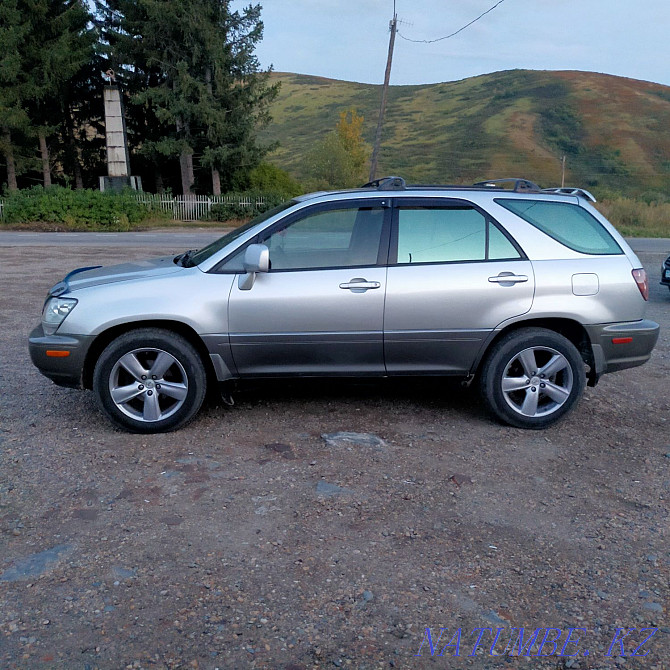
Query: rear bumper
585 319 660 380
29 325 94 389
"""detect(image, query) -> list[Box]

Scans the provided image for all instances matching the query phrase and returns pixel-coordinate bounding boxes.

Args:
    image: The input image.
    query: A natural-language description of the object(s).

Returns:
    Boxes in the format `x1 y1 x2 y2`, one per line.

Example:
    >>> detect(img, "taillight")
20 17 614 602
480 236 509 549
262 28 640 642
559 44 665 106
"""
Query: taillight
632 268 649 301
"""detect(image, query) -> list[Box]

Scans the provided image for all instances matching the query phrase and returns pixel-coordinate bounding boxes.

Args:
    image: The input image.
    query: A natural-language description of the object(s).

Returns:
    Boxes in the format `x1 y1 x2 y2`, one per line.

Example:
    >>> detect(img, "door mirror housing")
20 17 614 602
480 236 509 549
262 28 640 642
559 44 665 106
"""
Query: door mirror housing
243 244 270 273
239 244 270 290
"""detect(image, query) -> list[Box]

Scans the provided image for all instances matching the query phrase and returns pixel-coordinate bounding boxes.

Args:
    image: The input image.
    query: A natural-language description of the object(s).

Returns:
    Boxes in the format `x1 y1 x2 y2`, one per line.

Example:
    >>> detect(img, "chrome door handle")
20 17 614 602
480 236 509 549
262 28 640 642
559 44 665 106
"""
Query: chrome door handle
339 279 382 292
488 273 528 284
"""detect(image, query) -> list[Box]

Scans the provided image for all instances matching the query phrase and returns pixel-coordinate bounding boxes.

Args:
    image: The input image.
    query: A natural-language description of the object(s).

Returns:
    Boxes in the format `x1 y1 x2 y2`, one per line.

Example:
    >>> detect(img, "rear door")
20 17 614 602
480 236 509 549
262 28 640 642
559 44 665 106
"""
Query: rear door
384 198 535 374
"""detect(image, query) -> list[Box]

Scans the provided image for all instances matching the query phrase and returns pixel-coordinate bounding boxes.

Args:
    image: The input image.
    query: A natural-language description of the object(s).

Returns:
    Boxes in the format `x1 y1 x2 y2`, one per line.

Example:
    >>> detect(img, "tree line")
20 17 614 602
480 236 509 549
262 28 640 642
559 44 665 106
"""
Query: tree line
0 0 278 195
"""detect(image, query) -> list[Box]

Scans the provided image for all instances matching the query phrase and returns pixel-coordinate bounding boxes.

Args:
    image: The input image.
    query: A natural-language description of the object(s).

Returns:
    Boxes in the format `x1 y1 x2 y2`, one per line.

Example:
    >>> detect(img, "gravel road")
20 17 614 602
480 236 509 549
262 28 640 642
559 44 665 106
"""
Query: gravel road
0 242 668 669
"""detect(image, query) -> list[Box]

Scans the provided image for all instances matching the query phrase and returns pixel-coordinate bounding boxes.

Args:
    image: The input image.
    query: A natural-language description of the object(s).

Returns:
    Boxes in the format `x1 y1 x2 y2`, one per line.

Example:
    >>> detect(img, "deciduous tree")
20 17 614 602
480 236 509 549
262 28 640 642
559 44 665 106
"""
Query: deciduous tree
308 108 369 190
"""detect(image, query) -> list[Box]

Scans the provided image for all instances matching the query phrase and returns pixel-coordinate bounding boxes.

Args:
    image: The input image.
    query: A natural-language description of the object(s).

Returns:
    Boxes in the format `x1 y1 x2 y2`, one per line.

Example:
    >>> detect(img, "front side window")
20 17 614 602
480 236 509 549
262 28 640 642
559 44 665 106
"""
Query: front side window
395 206 520 264
189 201 295 267
263 206 385 271
495 199 623 255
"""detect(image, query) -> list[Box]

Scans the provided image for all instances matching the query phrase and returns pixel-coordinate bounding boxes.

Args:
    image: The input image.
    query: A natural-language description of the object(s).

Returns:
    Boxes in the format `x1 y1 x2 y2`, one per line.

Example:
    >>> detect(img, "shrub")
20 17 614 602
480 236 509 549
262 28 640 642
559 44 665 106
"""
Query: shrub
248 163 303 197
0 186 168 229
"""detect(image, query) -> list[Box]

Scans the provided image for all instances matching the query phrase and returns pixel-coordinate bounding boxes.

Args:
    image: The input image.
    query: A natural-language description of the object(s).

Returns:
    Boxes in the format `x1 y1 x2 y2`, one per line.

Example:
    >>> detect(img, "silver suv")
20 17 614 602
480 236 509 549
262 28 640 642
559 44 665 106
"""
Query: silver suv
29 177 659 433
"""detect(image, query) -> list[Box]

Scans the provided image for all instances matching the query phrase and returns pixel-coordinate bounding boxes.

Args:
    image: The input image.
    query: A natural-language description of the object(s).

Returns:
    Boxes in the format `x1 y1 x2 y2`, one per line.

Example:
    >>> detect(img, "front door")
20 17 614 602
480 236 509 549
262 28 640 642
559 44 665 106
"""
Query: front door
228 201 390 377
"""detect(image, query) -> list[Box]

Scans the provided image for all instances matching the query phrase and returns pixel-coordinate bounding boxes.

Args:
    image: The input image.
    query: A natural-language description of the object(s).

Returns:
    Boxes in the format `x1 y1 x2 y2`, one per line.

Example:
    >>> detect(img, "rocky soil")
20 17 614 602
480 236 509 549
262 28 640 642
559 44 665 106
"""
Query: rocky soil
0 243 668 669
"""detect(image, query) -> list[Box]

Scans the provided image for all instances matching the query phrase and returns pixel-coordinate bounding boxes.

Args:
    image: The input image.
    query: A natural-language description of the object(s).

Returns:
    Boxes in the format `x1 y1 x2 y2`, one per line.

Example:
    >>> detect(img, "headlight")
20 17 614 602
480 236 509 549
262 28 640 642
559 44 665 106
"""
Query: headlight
42 297 78 335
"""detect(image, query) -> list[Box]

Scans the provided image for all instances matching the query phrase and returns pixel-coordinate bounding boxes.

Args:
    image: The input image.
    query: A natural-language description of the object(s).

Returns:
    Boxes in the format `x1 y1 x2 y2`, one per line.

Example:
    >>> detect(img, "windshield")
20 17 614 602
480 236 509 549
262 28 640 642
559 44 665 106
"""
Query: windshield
183 201 297 267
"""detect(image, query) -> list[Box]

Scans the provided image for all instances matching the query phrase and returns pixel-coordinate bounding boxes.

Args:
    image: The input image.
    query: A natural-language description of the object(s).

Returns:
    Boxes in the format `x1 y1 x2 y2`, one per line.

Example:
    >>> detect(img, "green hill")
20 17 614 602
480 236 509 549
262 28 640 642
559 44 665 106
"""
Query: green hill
261 70 670 199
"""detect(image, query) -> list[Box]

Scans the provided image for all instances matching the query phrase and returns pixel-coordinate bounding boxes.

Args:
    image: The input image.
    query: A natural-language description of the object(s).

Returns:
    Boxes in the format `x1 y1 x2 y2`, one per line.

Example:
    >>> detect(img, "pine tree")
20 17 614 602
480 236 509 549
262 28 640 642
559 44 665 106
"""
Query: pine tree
29 0 97 188
0 0 97 190
96 0 278 195
0 0 31 190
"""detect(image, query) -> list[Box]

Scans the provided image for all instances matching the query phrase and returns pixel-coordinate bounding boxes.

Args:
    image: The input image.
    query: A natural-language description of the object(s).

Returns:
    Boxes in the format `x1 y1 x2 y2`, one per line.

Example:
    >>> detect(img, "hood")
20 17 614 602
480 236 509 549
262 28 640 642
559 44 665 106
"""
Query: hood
52 256 188 294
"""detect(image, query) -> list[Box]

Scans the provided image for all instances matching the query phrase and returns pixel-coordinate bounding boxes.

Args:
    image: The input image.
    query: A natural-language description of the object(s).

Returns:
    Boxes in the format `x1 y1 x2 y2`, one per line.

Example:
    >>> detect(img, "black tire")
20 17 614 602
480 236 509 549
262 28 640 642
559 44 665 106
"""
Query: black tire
480 328 586 429
93 328 207 433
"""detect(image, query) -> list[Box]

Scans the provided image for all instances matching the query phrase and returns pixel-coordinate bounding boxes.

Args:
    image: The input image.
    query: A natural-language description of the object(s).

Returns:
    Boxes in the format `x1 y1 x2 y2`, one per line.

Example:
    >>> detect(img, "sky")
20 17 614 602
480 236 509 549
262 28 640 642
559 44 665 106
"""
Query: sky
233 0 670 87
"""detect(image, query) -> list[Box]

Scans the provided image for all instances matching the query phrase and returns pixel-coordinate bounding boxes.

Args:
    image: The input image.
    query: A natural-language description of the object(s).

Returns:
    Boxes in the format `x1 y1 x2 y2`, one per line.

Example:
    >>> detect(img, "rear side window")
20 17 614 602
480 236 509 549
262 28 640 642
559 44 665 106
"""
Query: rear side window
495 199 622 255
395 206 521 264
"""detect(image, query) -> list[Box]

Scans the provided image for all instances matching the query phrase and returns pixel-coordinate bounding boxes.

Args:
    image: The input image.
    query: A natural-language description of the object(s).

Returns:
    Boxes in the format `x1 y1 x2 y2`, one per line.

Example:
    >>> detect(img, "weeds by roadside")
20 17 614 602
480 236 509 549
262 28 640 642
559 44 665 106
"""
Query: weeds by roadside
596 198 670 237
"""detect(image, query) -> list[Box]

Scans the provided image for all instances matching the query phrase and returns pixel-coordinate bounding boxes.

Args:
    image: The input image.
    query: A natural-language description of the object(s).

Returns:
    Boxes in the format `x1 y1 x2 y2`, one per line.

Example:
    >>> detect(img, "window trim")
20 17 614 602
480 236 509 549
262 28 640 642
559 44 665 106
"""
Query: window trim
389 197 527 266
211 199 392 274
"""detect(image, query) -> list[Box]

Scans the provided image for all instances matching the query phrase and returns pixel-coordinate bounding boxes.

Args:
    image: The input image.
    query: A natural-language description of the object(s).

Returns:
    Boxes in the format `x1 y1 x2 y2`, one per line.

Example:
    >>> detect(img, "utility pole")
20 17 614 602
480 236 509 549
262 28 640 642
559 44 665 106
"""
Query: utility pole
369 3 398 182
561 155 566 187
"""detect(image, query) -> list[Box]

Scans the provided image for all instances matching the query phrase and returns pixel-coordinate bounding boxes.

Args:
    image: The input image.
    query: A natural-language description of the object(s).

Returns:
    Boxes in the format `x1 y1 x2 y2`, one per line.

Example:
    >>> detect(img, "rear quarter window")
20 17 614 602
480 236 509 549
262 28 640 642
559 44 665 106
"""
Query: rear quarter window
495 199 623 255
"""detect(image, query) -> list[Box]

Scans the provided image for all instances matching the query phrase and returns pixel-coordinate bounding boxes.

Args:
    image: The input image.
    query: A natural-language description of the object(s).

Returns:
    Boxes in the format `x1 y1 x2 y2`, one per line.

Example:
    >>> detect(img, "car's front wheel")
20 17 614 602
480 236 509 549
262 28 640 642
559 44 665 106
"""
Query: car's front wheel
93 328 207 433
480 328 586 429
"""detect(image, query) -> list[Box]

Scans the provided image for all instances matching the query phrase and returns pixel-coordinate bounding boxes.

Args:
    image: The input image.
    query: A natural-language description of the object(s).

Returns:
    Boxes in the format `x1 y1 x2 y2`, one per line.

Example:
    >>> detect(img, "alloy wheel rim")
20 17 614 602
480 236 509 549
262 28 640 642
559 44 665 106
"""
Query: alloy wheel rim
501 346 573 418
109 348 188 423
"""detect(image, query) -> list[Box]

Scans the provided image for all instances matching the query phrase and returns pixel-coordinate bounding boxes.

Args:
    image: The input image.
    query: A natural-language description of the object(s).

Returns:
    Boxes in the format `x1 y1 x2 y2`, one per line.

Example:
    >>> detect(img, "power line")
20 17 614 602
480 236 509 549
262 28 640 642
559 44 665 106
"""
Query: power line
397 0 507 44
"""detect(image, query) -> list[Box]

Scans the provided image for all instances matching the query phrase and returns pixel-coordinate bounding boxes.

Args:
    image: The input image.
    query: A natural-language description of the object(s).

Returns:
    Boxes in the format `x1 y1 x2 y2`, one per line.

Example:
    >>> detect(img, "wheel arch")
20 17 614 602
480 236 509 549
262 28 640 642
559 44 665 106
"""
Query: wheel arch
82 320 217 391
473 318 597 386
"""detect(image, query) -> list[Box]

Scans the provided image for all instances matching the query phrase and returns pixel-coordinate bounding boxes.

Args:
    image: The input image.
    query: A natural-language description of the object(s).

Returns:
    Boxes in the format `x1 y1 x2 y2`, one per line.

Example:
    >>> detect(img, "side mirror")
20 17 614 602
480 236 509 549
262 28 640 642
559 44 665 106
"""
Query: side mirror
238 244 269 290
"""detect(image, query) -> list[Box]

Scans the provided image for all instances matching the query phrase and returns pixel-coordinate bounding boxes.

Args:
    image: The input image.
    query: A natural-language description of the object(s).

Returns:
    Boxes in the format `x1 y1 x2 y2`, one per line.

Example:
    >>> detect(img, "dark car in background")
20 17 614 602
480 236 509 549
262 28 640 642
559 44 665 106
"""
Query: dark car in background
662 255 670 291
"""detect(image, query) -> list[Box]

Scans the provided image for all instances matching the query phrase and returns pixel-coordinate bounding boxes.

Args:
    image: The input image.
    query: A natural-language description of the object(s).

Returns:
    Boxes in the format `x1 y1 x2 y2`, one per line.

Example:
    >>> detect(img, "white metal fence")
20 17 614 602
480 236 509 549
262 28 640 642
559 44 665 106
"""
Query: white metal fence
136 193 266 221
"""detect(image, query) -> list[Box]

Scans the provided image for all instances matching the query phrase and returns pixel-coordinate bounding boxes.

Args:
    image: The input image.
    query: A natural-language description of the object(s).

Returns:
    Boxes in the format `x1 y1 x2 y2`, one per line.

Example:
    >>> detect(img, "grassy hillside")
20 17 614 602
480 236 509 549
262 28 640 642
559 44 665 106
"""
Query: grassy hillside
261 70 670 199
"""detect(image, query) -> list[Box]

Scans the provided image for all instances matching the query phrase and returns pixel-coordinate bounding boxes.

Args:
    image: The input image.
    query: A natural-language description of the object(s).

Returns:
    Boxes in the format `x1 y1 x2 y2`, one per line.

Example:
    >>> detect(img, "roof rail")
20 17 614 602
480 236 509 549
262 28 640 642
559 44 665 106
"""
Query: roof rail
361 176 406 191
542 187 597 202
473 178 541 192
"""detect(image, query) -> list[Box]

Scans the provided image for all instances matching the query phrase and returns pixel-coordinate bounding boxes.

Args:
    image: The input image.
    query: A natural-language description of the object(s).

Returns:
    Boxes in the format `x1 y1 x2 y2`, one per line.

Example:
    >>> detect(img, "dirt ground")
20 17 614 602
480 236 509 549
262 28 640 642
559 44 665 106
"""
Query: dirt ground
0 242 668 669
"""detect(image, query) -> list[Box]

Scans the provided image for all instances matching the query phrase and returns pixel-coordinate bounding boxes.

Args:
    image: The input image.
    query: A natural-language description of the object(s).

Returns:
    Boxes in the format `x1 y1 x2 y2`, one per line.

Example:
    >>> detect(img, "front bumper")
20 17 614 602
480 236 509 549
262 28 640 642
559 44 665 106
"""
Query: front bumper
29 325 95 389
585 319 660 381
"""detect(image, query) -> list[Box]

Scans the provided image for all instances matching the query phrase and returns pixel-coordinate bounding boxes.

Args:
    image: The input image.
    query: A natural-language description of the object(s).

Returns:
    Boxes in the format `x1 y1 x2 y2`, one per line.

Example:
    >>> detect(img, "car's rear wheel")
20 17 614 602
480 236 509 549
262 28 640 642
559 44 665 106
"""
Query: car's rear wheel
93 329 207 433
480 328 586 429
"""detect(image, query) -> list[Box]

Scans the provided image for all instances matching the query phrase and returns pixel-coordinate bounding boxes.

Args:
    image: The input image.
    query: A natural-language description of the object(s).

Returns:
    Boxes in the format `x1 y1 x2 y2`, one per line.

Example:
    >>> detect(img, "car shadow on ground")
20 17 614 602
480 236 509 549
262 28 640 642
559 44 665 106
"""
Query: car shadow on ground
213 376 489 422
